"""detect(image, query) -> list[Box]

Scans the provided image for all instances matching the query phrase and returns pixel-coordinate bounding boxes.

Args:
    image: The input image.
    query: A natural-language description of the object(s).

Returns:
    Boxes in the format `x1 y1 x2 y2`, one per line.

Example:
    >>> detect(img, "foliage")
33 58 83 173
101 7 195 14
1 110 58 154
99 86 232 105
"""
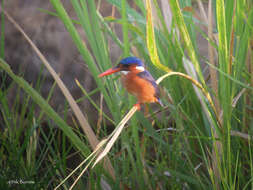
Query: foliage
0 0 252 189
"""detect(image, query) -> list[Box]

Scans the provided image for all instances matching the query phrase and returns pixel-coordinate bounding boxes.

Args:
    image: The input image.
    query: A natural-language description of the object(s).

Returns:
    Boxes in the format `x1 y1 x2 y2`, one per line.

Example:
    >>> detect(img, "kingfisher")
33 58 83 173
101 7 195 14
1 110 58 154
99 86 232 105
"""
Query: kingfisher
99 57 162 110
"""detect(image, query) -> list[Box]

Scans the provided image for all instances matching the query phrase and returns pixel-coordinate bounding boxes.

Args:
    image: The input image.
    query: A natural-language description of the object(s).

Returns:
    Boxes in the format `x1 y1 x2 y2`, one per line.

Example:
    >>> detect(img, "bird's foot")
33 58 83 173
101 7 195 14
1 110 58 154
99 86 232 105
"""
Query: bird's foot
134 103 141 110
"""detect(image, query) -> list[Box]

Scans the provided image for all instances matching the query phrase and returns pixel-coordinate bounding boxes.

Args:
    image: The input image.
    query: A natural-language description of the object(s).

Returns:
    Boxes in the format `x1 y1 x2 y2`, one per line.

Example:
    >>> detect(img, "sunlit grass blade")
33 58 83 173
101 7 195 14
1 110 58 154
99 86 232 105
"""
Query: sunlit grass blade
156 62 220 130
146 0 171 72
57 105 138 188
93 106 138 167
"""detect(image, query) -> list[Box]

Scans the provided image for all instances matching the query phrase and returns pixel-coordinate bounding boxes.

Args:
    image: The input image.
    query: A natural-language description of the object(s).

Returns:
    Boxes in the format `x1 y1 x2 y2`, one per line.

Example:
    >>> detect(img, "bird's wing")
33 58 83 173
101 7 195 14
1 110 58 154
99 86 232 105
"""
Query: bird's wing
137 71 160 99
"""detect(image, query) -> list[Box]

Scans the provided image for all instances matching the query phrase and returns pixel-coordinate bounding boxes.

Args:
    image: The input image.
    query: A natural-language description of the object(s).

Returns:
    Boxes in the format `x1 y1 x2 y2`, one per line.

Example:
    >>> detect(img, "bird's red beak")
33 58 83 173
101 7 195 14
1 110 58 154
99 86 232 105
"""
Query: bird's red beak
99 67 121 77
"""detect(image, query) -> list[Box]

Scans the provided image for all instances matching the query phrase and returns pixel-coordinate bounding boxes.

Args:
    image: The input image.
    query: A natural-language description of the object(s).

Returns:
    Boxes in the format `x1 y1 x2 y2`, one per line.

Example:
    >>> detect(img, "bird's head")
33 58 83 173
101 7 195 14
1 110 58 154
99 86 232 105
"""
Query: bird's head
99 57 145 77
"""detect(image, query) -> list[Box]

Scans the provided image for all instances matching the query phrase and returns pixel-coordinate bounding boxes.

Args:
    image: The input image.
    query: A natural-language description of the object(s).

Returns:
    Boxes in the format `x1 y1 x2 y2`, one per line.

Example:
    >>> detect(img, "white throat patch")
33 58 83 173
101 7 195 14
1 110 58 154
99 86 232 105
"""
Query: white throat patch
136 66 145 71
121 71 129 75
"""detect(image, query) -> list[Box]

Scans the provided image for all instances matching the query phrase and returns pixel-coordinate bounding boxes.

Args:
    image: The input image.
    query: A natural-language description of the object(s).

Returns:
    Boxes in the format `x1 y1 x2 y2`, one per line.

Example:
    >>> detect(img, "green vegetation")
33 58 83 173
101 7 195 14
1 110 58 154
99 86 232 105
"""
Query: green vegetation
0 0 252 189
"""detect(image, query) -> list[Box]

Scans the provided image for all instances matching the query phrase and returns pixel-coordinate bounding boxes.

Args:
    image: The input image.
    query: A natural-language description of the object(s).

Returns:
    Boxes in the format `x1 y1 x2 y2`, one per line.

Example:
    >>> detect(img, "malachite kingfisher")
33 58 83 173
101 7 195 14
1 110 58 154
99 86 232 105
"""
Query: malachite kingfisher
99 57 163 109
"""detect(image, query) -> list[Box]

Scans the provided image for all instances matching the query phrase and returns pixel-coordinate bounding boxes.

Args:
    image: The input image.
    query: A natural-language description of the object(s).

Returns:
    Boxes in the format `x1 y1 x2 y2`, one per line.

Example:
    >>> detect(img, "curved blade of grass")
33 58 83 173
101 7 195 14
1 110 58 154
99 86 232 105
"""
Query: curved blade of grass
146 0 172 73
3 10 115 179
156 67 221 130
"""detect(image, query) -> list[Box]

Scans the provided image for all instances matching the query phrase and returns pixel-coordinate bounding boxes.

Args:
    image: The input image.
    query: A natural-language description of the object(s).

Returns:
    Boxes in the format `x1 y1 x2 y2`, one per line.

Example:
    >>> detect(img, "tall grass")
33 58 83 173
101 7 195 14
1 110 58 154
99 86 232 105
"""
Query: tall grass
0 0 252 189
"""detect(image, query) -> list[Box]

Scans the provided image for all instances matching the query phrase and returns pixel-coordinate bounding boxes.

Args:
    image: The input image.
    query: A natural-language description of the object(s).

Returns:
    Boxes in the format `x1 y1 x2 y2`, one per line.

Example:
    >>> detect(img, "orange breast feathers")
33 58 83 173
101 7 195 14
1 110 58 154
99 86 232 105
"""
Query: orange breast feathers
121 72 158 104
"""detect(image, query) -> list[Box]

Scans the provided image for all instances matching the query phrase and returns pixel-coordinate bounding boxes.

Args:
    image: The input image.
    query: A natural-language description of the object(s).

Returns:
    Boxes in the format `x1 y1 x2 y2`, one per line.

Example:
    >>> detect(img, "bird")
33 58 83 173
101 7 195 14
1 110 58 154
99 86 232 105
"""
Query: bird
99 57 163 110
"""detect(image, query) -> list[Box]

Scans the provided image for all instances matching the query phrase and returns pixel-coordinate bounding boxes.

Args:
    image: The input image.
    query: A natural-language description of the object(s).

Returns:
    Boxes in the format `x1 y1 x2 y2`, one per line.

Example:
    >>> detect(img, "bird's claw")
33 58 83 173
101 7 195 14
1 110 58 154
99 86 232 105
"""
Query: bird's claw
134 103 141 110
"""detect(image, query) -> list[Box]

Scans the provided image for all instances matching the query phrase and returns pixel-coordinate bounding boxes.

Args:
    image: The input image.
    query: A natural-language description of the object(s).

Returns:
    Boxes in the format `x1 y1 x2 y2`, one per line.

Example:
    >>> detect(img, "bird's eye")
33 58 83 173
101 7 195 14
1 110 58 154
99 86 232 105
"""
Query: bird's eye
120 64 130 70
